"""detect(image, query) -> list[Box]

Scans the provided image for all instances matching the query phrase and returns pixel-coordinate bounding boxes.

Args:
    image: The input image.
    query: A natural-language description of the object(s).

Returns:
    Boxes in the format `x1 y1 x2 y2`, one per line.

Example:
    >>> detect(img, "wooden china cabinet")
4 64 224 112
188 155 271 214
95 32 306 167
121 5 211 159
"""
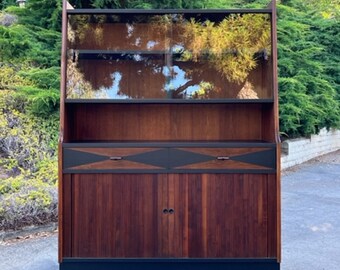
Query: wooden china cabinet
59 0 281 269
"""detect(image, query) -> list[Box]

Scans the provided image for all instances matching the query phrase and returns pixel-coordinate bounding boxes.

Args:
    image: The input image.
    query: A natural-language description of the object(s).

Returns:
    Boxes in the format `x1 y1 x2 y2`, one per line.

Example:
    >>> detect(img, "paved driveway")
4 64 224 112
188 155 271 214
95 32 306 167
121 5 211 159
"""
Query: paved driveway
0 233 58 270
0 157 339 270
281 162 340 270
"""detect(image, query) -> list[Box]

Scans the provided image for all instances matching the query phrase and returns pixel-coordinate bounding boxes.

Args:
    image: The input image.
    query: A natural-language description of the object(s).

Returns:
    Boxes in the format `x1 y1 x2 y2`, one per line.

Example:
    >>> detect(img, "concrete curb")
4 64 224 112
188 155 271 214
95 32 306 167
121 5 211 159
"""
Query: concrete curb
0 223 57 242
281 128 340 170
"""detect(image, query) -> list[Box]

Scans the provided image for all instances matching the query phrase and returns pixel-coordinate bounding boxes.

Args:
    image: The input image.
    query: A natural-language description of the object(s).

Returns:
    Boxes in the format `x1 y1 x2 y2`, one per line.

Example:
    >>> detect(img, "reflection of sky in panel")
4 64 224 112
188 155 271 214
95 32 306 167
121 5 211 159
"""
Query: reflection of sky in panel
147 41 159 50
99 56 201 99
133 54 142 61
134 37 141 47
172 44 184 53
126 24 133 38
99 71 129 99
163 65 200 98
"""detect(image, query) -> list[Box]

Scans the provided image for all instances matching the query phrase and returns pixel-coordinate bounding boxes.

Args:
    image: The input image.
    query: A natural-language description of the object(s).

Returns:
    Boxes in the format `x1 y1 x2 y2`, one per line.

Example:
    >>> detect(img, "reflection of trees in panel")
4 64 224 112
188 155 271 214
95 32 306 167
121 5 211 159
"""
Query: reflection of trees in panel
68 15 170 51
236 81 258 99
166 61 262 99
68 56 167 99
67 56 93 99
179 14 271 83
66 13 271 99
67 56 267 99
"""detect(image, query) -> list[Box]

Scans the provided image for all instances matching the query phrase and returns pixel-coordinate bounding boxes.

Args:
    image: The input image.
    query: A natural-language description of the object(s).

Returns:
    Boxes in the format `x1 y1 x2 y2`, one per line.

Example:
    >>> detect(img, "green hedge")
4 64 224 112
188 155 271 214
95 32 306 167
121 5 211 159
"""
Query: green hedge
277 4 340 137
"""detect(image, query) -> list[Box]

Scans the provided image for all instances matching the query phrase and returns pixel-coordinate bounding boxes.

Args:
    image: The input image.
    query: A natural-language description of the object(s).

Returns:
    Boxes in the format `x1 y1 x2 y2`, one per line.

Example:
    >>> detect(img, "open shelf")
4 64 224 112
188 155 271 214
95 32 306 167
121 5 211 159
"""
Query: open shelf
64 103 276 143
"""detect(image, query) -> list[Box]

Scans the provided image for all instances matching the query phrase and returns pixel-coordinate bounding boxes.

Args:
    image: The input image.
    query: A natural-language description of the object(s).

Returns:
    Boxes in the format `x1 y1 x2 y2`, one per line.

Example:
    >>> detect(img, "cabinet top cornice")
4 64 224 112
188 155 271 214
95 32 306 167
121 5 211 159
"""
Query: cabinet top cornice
66 9 273 15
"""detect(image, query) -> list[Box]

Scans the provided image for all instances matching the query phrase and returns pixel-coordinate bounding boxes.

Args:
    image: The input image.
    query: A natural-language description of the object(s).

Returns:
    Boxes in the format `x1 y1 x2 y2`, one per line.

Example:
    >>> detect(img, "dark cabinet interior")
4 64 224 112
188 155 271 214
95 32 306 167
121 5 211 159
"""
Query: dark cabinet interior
59 1 281 269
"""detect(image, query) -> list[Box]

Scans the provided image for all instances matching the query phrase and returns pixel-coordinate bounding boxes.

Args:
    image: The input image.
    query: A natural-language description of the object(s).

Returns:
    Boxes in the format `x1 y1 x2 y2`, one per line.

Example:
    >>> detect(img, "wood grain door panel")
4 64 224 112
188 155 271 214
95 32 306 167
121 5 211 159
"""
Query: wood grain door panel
167 174 269 258
71 174 165 258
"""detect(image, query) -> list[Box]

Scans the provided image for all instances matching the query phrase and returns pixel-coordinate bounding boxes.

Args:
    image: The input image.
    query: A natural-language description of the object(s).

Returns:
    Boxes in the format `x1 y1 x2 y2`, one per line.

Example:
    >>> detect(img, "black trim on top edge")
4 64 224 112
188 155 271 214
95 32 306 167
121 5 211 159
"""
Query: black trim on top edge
60 258 280 270
67 9 273 14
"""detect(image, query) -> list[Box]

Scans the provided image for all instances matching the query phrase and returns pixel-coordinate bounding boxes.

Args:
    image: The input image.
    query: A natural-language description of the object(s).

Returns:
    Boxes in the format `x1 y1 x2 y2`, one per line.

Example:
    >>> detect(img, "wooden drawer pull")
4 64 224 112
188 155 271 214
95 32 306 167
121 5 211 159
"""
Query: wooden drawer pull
217 156 230 160
110 156 123 161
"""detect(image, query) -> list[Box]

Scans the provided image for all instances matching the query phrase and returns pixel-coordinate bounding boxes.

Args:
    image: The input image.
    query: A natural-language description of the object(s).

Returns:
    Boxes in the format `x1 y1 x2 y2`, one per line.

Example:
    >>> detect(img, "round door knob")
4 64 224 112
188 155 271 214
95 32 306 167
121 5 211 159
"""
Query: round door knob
162 209 169 214
169 209 175 214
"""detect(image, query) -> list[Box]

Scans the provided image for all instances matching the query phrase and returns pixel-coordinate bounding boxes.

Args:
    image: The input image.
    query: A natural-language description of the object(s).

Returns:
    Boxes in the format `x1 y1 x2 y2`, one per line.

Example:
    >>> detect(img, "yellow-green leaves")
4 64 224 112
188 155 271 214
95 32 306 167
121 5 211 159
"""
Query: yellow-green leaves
182 14 271 83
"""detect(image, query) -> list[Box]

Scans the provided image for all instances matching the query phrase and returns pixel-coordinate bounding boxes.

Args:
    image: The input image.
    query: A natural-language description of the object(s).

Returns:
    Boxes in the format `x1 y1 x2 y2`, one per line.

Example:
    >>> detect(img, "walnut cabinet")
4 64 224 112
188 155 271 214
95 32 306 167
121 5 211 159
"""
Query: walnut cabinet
59 1 281 269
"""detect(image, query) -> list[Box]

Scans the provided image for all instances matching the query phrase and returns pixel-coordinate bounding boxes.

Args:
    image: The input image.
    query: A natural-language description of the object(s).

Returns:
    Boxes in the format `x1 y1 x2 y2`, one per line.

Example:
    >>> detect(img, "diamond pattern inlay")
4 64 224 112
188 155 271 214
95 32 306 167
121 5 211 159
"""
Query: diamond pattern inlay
168 148 216 168
63 146 276 171
231 149 276 169
63 148 108 169
125 148 215 169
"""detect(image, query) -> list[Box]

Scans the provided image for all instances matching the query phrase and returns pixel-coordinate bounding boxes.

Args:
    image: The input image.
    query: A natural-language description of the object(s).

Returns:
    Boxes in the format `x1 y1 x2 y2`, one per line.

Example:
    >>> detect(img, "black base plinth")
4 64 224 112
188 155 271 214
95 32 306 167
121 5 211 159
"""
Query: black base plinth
60 258 280 270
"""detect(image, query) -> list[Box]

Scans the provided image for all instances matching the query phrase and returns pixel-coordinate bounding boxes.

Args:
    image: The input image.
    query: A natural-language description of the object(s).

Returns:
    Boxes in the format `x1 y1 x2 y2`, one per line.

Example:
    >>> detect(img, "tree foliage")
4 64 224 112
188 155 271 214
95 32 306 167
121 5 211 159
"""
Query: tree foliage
16 0 62 31
181 14 271 82
0 1 60 230
0 0 16 10
0 24 61 67
277 3 339 137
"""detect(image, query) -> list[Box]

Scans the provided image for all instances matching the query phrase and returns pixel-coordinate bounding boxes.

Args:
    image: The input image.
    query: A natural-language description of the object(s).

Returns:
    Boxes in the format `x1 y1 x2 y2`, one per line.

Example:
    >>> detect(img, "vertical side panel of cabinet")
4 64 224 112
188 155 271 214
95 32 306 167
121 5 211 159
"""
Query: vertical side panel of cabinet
167 174 269 258
71 174 164 258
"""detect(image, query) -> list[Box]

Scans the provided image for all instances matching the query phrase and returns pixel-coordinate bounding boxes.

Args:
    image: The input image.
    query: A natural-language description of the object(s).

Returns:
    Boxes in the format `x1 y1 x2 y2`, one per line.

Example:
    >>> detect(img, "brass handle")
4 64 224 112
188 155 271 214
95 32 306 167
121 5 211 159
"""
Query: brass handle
110 156 123 161
217 156 230 160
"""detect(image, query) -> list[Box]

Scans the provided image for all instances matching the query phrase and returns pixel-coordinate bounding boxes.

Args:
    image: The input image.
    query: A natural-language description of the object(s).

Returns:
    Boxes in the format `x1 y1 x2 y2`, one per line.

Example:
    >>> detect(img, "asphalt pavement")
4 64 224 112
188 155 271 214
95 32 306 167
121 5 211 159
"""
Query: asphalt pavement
0 233 58 270
281 162 340 270
0 158 339 270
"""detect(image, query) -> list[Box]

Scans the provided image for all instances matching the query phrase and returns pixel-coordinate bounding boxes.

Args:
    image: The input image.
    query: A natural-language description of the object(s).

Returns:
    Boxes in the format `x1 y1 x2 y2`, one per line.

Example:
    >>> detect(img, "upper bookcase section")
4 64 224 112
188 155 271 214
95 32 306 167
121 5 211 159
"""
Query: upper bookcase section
65 8 274 101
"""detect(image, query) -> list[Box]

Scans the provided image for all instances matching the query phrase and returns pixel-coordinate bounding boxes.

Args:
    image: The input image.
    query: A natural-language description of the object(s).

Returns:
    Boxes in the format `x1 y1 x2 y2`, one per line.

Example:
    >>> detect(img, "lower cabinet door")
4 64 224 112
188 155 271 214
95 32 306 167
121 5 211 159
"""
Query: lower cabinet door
67 173 271 259
166 174 269 258
70 173 166 258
